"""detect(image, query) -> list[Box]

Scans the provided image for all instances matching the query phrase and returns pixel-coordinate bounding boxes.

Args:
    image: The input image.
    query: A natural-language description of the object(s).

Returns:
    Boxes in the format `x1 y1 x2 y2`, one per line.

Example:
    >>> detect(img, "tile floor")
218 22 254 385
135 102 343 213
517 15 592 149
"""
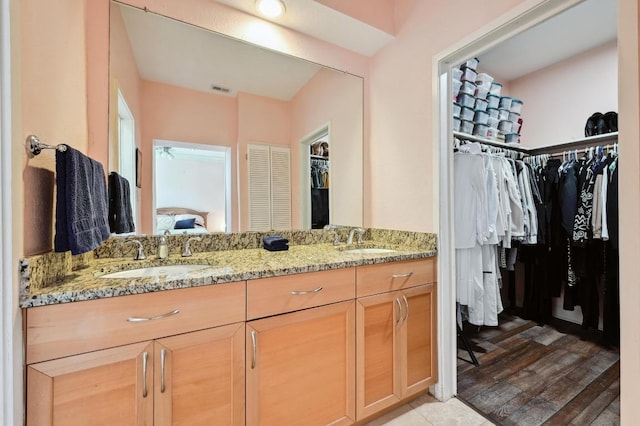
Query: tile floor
365 394 494 426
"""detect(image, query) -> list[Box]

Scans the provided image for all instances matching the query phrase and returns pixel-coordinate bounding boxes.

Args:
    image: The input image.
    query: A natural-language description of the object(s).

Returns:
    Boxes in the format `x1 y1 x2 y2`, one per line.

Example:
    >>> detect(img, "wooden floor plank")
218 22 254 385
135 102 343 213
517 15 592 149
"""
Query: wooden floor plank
488 320 537 344
506 349 584 395
542 361 620 425
503 396 558 426
486 391 536 424
465 380 522 413
458 314 620 426
569 378 620 425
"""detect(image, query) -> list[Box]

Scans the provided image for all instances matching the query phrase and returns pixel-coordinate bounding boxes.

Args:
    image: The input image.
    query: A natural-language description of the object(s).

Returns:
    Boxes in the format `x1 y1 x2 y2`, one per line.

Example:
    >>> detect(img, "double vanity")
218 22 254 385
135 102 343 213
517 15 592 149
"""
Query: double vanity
21 228 438 425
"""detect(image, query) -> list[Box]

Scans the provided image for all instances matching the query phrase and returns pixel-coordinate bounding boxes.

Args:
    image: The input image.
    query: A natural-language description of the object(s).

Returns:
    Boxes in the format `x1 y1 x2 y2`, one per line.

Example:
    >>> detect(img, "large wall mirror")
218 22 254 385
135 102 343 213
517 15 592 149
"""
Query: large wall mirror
109 1 364 236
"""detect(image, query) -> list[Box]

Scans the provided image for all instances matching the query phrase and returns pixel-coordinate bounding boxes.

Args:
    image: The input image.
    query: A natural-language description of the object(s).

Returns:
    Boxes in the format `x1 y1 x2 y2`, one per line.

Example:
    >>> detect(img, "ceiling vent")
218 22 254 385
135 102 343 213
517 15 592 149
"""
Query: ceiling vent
211 84 231 93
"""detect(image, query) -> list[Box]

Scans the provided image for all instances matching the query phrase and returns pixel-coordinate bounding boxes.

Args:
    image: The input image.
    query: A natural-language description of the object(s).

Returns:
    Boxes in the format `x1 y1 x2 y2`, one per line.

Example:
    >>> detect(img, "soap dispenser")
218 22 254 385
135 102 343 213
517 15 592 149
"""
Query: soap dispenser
158 232 169 259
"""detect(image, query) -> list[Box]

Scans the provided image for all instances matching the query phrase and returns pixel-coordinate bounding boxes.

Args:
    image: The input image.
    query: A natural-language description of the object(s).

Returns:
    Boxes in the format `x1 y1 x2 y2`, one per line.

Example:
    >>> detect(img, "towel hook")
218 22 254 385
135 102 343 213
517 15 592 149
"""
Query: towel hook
26 135 68 156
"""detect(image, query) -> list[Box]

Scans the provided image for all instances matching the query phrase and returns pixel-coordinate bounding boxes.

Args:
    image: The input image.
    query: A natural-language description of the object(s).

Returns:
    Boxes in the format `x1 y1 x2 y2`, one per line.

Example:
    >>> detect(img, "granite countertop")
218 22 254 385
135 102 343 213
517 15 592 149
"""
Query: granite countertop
20 234 437 308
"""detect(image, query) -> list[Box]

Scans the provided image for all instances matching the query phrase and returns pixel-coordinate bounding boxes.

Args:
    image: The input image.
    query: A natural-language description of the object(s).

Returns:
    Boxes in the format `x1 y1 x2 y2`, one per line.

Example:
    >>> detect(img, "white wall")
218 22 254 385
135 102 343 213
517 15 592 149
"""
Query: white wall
155 154 227 232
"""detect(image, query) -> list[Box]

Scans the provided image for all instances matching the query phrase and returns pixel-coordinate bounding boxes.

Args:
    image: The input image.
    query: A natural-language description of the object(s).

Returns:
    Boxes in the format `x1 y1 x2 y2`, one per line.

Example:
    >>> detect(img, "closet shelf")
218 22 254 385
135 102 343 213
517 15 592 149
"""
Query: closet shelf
453 131 619 156
527 132 619 155
453 131 528 153
310 154 329 160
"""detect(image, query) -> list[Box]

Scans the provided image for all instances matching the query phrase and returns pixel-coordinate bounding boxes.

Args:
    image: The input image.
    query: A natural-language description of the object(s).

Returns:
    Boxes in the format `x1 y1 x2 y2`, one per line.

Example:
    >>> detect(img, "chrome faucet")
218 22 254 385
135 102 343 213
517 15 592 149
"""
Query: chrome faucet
347 228 365 245
182 237 202 257
331 231 341 246
125 239 146 260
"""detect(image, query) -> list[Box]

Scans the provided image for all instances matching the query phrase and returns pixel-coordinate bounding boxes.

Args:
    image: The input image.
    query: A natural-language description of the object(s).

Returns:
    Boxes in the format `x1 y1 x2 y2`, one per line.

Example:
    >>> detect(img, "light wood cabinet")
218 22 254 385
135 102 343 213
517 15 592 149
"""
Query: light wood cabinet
356 283 437 421
246 301 356 426
27 341 154 426
247 268 355 320
154 323 245 426
25 256 438 425
26 282 246 426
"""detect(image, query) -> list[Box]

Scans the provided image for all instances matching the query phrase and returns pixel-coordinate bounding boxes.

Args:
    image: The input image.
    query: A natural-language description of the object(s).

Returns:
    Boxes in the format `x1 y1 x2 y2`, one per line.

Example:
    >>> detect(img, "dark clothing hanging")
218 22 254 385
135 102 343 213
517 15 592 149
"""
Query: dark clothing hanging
559 160 580 235
603 163 619 345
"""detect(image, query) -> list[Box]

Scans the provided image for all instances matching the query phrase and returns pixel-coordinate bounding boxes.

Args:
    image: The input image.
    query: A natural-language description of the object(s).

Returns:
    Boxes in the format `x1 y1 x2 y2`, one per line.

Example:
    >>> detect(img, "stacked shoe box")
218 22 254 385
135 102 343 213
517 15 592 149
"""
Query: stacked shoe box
452 57 524 143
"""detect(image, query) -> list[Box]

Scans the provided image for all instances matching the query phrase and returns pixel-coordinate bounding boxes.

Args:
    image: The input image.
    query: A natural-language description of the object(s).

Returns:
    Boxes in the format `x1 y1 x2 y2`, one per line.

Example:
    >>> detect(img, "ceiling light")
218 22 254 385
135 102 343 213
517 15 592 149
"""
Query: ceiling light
159 146 175 160
256 0 285 18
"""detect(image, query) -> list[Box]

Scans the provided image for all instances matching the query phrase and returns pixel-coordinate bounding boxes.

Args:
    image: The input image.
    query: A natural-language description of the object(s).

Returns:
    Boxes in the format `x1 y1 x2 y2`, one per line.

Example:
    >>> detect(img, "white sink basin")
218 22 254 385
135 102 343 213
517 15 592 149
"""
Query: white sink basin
100 264 211 279
343 248 397 254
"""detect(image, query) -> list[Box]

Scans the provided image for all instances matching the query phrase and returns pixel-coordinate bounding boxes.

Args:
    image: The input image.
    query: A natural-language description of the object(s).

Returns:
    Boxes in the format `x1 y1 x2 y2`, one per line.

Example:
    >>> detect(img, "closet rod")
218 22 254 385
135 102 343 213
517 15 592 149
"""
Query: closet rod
527 132 618 156
541 144 618 158
452 131 530 153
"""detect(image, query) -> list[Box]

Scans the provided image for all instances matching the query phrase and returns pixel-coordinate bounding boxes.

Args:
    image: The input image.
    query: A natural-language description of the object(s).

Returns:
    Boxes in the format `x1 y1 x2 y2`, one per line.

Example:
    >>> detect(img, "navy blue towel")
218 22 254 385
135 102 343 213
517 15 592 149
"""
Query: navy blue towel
55 146 110 255
108 172 135 234
263 235 289 251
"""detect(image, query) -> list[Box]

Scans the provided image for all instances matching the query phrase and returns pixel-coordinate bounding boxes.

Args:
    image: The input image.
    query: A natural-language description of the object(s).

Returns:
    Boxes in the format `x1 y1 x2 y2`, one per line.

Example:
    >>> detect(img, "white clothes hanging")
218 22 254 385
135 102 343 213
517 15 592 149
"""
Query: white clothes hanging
454 143 489 249
456 245 483 309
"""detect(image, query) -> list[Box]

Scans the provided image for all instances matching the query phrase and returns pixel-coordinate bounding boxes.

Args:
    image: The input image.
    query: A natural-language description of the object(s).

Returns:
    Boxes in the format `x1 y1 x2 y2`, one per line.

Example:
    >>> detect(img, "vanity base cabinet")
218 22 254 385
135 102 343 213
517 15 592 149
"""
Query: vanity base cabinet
246 301 356 426
27 323 245 426
154 323 245 426
27 341 154 426
356 283 437 421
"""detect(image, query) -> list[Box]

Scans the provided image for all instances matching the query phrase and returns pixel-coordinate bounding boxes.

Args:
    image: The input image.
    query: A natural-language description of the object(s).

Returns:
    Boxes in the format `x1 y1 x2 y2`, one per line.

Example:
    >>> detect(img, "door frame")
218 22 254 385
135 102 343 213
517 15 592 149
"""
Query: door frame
299 123 331 229
432 0 587 401
152 139 232 233
0 0 19 422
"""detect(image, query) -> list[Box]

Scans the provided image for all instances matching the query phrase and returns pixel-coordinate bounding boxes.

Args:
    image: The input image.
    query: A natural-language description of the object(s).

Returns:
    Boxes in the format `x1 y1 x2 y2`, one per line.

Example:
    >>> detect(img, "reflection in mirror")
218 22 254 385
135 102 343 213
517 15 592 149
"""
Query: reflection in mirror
109 1 363 235
153 141 231 234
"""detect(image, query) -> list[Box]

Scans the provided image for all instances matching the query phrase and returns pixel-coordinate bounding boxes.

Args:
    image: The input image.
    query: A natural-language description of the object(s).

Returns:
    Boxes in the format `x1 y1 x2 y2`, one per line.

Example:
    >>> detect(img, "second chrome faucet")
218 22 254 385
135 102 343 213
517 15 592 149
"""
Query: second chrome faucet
182 236 202 257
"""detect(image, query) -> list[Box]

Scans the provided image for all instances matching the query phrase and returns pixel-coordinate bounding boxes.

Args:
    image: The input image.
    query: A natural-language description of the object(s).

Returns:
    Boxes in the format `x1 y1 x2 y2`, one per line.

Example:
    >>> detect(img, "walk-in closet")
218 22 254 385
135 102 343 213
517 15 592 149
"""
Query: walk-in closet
450 0 620 424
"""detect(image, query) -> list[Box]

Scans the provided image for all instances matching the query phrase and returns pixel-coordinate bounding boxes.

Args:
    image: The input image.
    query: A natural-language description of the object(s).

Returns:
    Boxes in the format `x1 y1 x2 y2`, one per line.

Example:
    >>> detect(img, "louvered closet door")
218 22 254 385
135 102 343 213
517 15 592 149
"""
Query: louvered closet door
247 144 291 231
248 144 272 231
270 146 291 230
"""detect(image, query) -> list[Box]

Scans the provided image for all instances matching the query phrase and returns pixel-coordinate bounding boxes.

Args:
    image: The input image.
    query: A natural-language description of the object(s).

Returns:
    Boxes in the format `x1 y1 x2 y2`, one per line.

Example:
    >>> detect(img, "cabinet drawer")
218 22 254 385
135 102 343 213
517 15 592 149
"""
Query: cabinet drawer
356 258 437 297
247 268 356 320
25 281 246 364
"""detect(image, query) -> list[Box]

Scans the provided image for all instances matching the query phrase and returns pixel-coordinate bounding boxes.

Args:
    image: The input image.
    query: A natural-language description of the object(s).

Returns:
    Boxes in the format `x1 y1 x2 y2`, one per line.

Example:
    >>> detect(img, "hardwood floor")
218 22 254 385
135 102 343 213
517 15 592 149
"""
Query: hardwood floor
456 313 620 426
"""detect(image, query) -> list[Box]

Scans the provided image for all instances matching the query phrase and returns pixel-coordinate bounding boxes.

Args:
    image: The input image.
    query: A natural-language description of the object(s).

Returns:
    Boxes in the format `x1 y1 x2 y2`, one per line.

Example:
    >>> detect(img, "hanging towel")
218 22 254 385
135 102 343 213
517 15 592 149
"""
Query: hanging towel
55 146 110 255
263 235 289 251
108 172 135 234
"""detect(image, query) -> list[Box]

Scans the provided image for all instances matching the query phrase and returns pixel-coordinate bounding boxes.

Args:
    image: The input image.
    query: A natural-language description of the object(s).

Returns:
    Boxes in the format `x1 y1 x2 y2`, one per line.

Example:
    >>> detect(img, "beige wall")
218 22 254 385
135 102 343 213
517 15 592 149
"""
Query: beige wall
617 0 640 421
11 0 640 421
290 68 364 229
237 92 291 231
368 0 523 233
140 80 238 233
509 40 617 148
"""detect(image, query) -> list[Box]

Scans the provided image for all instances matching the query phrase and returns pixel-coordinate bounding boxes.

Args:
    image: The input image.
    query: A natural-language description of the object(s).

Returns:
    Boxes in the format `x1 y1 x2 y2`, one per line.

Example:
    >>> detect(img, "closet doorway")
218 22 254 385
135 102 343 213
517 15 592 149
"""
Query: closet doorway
435 0 621 424
300 125 331 229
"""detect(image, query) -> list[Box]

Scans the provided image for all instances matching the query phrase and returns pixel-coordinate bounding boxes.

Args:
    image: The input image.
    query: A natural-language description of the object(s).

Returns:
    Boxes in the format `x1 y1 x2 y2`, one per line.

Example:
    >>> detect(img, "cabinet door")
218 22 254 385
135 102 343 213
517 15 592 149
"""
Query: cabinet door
27 341 153 426
154 323 245 426
246 301 355 426
356 292 403 420
399 284 437 398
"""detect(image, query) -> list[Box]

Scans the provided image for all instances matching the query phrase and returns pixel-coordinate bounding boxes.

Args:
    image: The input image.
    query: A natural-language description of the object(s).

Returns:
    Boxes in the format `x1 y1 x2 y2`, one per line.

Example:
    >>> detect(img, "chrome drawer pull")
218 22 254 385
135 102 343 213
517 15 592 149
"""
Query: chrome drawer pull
251 330 257 369
402 295 410 322
392 272 413 279
142 351 149 398
160 349 167 393
290 287 323 295
395 297 404 325
127 309 180 322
